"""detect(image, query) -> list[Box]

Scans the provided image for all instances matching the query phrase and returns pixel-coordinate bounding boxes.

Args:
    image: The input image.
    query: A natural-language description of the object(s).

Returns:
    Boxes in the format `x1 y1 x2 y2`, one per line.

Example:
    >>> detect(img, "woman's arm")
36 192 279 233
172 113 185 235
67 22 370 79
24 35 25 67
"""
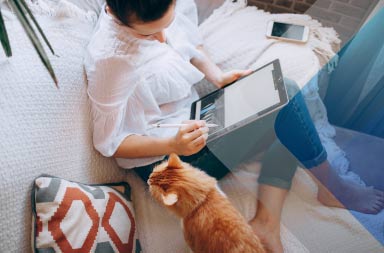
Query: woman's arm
113 135 175 158
191 45 252 88
190 46 223 87
113 121 209 158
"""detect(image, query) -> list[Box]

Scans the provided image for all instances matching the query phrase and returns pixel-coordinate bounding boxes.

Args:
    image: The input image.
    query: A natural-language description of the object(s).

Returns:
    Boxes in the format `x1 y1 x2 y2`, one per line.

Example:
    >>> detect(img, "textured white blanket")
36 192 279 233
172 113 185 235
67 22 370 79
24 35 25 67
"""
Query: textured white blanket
19 0 382 252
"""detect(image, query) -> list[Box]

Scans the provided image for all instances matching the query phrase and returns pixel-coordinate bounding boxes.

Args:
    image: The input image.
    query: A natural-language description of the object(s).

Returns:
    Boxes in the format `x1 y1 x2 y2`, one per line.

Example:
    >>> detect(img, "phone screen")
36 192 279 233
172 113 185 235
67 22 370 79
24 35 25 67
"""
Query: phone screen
272 22 304 40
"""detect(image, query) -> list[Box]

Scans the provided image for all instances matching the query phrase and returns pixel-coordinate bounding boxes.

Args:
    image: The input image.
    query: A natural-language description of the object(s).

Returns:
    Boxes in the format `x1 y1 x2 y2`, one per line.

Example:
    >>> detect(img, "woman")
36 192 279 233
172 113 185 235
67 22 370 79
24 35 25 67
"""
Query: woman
84 0 384 252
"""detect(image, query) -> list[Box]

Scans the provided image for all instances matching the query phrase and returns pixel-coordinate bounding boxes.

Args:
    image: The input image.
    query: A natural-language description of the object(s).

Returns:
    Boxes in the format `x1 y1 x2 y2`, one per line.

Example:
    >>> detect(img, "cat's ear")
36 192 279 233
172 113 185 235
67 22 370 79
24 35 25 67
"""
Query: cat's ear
162 193 178 206
168 153 183 169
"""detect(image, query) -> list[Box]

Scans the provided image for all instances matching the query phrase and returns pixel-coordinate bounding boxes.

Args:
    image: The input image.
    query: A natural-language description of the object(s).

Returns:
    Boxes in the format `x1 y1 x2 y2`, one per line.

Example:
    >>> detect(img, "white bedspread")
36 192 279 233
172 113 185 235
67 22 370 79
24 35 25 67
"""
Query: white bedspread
22 0 383 252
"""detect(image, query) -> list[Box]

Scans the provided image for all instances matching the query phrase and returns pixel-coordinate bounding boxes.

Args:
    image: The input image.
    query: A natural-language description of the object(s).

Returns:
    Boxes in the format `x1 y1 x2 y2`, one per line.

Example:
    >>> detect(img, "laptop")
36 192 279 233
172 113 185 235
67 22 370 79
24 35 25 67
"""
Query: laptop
190 59 288 143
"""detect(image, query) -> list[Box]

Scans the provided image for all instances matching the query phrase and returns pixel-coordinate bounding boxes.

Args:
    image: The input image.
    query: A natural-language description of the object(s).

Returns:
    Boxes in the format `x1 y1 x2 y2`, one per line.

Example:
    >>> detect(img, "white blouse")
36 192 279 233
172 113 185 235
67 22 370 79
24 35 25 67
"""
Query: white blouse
84 2 205 169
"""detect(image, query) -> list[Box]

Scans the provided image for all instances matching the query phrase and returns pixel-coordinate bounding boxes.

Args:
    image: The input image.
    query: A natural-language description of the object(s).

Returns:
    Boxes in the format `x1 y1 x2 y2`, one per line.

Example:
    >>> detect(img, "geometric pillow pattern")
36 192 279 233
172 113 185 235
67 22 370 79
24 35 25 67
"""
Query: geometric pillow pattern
31 175 141 253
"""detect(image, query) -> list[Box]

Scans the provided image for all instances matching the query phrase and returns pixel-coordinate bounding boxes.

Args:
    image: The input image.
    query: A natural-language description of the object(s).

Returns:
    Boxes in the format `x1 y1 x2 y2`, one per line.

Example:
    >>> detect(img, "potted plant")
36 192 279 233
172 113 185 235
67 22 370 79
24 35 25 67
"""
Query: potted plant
0 0 57 87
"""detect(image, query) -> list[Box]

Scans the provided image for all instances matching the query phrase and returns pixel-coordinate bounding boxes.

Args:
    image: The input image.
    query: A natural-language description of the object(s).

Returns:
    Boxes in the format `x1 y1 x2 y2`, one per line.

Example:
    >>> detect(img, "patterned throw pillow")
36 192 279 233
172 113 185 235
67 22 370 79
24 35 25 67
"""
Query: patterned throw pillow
31 175 141 253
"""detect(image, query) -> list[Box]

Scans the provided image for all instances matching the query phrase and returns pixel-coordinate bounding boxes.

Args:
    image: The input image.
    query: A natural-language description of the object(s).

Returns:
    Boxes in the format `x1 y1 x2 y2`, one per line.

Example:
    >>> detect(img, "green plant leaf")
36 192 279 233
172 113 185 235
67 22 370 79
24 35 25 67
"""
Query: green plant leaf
18 0 55 55
9 0 58 87
0 8 12 57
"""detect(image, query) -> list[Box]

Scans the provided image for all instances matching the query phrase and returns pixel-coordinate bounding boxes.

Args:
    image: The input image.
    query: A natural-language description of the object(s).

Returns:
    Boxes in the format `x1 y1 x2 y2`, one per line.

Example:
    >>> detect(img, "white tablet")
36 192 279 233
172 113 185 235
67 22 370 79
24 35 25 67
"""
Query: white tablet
190 59 288 142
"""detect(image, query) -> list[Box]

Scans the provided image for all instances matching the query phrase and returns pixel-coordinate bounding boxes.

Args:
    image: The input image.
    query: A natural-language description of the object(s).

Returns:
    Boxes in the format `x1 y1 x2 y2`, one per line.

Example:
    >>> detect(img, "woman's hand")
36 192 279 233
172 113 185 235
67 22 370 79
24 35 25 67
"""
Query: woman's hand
191 46 252 89
216 69 253 88
170 120 209 156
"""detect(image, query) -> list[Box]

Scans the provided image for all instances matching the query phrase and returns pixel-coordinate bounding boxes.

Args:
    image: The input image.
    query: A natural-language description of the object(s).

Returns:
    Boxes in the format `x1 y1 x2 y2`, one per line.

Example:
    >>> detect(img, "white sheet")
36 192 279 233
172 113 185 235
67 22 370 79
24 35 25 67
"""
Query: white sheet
22 1 383 252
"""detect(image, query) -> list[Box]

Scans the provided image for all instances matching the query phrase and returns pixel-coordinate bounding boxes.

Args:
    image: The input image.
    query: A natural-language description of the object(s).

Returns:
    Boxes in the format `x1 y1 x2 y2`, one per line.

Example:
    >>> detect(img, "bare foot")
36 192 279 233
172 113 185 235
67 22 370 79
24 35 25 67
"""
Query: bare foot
311 162 384 214
249 218 283 253
251 185 287 253
317 179 384 214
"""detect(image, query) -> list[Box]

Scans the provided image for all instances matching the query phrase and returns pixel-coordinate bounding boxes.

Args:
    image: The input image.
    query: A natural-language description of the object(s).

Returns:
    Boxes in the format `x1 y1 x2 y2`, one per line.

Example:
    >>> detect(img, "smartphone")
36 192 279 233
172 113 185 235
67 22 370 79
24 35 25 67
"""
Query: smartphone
266 20 309 43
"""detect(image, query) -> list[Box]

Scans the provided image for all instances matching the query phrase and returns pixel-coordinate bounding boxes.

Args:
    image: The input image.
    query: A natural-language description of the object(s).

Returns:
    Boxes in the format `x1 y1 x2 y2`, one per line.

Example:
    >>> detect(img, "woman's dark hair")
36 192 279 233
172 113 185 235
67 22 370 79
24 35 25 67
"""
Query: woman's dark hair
106 0 175 25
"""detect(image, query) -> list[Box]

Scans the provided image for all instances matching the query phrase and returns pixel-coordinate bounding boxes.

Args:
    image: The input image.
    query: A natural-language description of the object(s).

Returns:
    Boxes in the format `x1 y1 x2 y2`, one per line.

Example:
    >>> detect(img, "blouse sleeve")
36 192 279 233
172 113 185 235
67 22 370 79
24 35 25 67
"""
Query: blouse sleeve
175 0 199 26
86 56 147 157
166 11 204 61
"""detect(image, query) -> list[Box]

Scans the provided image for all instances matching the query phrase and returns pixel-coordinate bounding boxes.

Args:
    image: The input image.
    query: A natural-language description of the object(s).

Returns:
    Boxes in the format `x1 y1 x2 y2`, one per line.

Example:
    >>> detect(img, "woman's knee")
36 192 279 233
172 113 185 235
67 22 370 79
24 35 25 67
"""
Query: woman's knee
283 78 301 99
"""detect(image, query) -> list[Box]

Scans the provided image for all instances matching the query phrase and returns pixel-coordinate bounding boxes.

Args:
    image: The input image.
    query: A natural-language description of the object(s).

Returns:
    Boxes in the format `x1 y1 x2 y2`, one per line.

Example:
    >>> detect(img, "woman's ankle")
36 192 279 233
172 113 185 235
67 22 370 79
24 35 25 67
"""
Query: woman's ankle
251 200 281 229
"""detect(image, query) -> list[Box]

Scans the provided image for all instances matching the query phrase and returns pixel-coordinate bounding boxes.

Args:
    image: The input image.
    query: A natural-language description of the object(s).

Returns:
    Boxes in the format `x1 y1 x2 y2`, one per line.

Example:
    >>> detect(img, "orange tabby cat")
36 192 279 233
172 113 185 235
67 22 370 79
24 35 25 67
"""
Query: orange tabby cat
148 153 266 253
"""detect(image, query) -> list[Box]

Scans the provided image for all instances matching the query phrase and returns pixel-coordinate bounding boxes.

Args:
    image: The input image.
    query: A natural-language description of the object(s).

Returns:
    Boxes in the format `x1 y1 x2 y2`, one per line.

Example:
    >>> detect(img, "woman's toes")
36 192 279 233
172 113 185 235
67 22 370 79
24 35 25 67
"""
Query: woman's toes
367 206 379 214
370 199 384 213
377 200 384 208
375 191 384 204
373 203 382 213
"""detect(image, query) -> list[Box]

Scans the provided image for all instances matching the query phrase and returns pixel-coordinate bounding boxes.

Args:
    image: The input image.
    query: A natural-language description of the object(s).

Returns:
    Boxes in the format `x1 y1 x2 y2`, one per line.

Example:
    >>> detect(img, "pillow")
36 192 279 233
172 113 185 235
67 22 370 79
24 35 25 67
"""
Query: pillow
31 175 141 253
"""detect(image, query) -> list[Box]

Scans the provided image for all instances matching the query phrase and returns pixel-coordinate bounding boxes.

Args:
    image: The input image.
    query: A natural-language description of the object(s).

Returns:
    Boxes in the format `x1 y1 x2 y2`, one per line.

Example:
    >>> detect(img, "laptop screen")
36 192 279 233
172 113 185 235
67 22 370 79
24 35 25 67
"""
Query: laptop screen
192 59 287 141
224 63 280 127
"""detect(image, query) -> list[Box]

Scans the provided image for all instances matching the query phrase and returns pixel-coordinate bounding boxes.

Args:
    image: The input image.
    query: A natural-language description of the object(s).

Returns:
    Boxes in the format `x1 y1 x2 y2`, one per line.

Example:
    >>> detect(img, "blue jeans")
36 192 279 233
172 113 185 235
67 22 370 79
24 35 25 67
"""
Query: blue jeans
258 78 327 189
134 79 327 189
